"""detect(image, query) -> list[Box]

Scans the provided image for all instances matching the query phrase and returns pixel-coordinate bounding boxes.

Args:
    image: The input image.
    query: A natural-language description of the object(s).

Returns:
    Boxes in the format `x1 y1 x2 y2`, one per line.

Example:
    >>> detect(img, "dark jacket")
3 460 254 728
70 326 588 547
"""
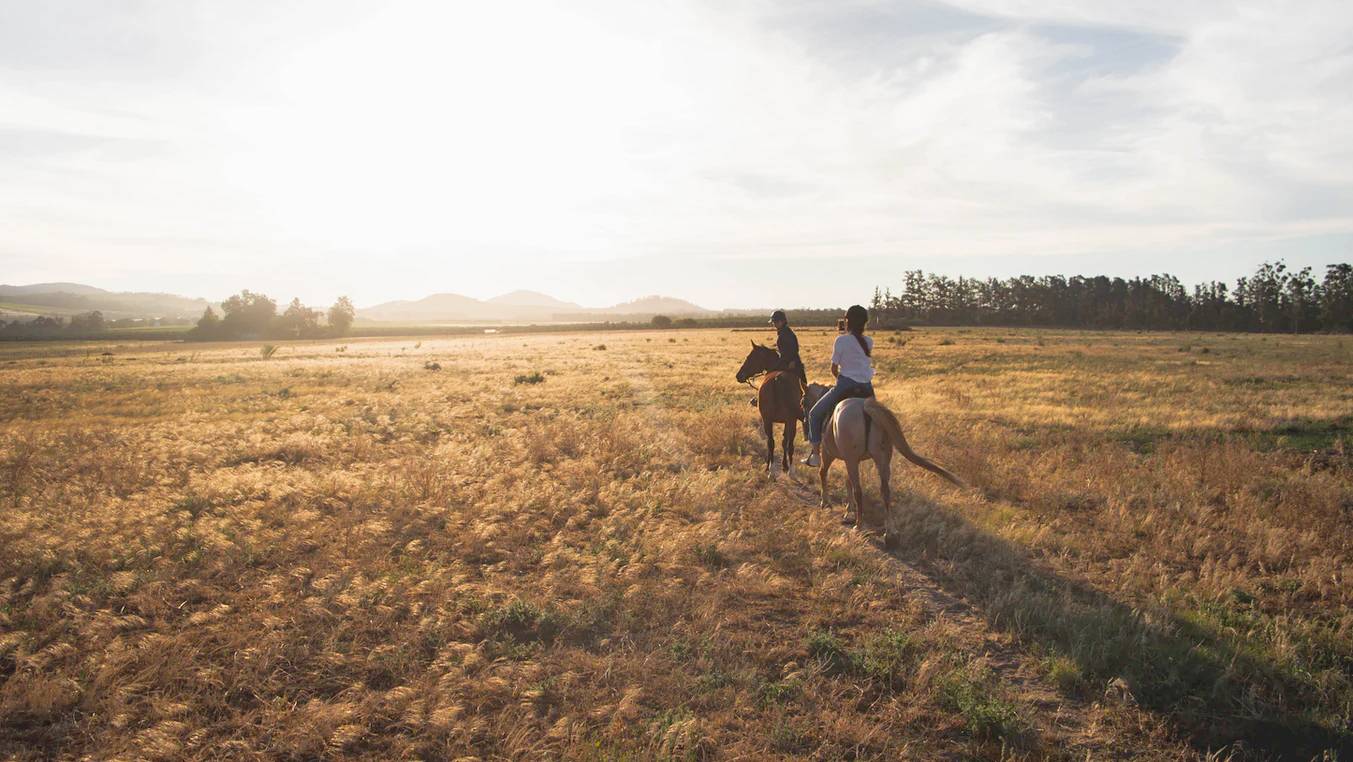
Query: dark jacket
776 324 806 384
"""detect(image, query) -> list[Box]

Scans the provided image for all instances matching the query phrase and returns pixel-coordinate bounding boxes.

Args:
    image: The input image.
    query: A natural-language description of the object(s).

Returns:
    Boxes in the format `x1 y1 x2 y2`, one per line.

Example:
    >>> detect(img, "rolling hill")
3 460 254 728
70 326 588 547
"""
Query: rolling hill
358 291 714 323
486 290 582 310
0 283 209 321
1 282 718 325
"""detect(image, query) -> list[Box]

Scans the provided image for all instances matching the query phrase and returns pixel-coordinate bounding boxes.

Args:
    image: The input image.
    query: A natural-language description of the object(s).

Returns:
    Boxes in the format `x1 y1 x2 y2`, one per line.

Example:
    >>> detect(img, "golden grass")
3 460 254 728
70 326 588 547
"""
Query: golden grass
1 328 1349 760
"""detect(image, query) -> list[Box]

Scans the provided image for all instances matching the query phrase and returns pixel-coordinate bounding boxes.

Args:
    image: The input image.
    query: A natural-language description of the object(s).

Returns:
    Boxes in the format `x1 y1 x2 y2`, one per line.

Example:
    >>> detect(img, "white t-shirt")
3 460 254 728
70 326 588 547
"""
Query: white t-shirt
831 333 874 382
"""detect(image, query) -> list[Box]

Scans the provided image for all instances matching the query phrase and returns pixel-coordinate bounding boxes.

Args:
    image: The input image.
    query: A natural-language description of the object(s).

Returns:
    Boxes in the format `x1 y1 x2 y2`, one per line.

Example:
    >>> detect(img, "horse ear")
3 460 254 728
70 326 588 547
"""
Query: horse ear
750 340 756 348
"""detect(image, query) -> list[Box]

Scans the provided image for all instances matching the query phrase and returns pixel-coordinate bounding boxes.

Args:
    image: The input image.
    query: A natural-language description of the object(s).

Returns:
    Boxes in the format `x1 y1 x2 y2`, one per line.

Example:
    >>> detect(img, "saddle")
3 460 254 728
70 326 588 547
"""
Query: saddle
837 384 875 400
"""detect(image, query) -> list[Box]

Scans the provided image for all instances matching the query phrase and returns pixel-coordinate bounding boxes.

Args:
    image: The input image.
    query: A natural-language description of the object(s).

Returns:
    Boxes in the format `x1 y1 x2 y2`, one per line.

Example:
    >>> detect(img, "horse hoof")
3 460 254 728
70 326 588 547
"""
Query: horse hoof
883 532 899 550
841 514 857 526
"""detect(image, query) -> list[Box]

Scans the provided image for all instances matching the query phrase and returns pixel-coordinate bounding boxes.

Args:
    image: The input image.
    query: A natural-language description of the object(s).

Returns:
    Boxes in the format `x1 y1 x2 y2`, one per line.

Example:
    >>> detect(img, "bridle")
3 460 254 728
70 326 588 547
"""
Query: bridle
739 345 779 394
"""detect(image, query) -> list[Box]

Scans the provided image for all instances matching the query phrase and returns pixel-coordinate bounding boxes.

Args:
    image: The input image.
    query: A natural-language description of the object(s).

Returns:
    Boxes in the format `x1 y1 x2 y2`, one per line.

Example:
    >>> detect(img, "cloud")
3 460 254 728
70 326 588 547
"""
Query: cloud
0 0 1351 307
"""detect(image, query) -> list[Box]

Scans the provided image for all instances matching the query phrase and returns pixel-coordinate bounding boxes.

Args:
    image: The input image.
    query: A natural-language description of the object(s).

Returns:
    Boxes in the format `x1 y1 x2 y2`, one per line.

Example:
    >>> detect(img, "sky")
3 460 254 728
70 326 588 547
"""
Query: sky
2 0 1352 310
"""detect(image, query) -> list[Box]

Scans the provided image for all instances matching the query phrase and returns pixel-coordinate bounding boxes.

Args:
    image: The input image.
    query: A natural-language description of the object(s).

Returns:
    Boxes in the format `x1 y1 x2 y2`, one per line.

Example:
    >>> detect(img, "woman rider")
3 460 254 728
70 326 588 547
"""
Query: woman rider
803 304 874 467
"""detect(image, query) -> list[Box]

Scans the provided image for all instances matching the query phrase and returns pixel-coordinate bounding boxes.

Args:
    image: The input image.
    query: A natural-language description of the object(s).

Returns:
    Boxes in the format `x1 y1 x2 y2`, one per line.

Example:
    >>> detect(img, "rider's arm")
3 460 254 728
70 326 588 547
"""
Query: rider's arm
831 363 840 378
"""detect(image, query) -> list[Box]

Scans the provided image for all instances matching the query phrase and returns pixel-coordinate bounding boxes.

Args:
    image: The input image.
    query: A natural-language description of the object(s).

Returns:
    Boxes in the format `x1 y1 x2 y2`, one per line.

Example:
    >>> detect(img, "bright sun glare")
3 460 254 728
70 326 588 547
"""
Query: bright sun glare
221 2 678 254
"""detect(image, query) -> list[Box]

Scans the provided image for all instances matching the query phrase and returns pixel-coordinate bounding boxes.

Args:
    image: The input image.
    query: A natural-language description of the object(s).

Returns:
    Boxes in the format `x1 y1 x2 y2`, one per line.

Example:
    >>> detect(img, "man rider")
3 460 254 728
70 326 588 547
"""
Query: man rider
770 309 807 388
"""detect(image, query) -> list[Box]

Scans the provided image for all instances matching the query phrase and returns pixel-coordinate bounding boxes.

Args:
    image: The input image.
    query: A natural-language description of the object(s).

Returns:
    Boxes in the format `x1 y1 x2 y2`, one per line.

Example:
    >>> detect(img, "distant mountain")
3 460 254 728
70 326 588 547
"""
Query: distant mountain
358 291 714 322
2 281 716 325
601 295 714 315
0 282 108 296
0 282 209 320
358 293 487 322
487 290 581 310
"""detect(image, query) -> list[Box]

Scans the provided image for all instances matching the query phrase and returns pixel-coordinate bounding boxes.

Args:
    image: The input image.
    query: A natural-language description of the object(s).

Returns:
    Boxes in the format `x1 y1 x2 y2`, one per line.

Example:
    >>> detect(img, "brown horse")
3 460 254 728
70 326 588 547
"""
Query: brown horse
736 342 804 478
803 383 963 547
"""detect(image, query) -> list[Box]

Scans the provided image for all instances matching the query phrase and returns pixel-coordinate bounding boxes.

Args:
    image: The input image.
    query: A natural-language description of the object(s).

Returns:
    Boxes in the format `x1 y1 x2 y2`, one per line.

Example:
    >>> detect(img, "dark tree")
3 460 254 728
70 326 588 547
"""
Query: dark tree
1321 264 1353 333
192 306 222 338
67 311 105 335
278 298 324 339
219 290 277 338
327 296 355 336
872 260 1352 333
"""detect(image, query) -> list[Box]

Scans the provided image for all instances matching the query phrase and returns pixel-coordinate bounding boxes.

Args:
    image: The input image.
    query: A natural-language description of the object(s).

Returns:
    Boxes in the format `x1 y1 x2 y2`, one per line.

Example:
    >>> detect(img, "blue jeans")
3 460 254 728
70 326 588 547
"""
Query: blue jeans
808 375 873 445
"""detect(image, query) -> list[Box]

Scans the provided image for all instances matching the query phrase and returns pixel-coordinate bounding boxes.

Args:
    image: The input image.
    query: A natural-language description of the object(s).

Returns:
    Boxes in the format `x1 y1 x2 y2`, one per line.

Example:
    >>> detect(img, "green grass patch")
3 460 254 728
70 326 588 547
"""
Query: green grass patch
935 664 1027 742
1044 655 1087 696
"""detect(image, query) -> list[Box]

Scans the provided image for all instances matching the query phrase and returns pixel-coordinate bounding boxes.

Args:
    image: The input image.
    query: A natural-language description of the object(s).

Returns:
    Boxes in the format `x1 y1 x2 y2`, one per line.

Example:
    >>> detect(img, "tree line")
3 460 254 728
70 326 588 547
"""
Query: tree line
0 311 113 339
870 261 1353 333
190 291 355 340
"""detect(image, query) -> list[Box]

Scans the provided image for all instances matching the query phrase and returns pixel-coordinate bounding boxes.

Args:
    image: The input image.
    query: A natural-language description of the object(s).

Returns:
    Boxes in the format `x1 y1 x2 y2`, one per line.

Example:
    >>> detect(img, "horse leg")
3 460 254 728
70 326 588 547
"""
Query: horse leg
818 450 834 508
877 449 898 549
843 458 863 526
782 418 797 475
763 417 776 479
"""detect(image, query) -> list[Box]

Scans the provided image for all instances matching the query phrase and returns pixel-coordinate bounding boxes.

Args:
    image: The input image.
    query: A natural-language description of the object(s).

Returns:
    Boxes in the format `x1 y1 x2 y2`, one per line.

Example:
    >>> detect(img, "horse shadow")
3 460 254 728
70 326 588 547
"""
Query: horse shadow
841 485 1352 759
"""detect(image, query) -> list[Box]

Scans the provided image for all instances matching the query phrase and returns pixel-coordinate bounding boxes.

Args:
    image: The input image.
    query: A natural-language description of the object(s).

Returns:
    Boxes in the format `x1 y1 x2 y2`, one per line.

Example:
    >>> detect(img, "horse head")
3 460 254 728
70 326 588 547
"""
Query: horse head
802 382 830 412
736 340 779 383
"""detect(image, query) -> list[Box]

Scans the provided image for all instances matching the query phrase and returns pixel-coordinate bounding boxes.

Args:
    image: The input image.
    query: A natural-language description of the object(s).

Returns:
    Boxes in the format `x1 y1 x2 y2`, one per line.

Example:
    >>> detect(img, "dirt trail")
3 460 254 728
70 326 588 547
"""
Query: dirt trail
772 469 1186 759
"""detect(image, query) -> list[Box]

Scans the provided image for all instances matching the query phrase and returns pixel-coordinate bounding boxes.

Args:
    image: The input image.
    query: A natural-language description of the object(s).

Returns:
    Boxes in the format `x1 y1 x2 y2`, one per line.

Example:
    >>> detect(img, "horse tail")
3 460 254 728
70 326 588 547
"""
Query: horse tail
862 399 964 488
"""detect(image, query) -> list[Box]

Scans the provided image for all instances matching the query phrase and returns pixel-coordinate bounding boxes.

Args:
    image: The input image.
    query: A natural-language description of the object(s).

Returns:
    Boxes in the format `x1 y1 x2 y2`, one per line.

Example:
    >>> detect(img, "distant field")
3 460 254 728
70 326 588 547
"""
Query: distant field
0 302 63 320
1 328 1349 759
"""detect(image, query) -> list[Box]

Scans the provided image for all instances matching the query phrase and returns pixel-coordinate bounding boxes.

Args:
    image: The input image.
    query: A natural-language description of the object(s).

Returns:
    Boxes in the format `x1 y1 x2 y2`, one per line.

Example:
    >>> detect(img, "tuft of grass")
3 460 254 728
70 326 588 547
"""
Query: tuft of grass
856 629 919 689
1044 655 1087 696
756 679 800 707
514 371 546 385
480 599 565 643
805 629 852 675
259 344 279 358
692 542 729 570
768 719 807 753
936 665 1026 742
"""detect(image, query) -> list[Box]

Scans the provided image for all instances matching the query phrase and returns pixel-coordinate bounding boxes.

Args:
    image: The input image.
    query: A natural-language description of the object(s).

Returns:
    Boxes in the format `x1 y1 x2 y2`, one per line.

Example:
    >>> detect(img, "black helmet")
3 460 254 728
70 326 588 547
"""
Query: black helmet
768 309 787 324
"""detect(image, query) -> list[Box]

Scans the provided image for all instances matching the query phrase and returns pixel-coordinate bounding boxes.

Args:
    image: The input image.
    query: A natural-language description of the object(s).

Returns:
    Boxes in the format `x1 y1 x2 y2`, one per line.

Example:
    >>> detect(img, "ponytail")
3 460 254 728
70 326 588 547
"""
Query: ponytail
853 330 870 358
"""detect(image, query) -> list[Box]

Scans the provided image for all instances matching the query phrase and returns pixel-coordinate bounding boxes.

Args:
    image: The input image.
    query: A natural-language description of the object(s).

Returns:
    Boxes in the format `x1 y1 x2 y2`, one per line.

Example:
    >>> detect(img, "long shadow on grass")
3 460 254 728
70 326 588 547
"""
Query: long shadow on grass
873 491 1351 758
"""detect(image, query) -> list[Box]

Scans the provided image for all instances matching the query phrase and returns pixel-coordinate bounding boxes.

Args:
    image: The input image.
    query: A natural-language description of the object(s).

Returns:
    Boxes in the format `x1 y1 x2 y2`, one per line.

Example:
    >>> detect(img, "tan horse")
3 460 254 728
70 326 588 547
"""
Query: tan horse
804 383 963 547
737 342 804 478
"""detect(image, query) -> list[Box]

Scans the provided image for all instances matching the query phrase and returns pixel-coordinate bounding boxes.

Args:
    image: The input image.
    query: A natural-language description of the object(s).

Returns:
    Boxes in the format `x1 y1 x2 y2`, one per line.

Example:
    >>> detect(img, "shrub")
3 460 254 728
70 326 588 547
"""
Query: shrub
514 372 545 385
806 629 852 674
692 542 728 569
935 665 1025 741
1045 655 1087 696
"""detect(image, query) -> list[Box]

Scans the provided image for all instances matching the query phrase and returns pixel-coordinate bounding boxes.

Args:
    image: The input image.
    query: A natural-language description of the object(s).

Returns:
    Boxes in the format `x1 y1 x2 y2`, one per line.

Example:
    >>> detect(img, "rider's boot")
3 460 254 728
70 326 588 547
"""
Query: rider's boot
802 445 820 467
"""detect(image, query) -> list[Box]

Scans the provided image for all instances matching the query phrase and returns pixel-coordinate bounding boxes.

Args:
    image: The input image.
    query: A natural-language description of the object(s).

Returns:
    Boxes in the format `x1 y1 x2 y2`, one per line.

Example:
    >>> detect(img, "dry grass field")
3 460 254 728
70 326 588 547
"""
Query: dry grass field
1 327 1350 760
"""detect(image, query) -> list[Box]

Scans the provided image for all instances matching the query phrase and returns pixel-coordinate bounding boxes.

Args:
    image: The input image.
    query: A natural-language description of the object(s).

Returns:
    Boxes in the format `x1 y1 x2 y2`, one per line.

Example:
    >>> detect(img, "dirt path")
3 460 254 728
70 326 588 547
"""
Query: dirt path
772 470 1187 759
